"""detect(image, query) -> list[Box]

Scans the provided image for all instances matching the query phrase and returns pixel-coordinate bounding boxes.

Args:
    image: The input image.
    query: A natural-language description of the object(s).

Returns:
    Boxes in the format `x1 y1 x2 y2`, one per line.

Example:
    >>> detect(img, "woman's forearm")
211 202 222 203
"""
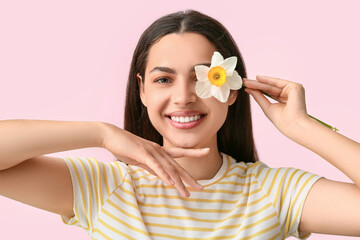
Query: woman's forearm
287 117 360 187
0 119 107 170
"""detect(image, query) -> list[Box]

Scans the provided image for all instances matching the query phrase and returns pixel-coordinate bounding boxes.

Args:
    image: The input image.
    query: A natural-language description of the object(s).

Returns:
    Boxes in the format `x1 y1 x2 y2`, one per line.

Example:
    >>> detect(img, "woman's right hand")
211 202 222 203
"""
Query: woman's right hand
101 123 209 198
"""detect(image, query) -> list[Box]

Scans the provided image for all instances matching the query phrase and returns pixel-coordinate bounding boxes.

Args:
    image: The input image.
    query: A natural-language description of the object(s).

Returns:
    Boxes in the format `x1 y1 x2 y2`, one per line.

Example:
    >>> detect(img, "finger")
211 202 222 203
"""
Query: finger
255 75 291 89
164 147 210 158
144 153 175 187
245 88 272 116
152 150 191 198
162 153 204 191
137 163 158 176
243 78 282 98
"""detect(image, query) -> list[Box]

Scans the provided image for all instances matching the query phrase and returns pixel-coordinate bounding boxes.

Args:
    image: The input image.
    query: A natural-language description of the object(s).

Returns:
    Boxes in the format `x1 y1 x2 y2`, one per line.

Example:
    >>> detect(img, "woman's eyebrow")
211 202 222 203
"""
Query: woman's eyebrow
149 63 211 75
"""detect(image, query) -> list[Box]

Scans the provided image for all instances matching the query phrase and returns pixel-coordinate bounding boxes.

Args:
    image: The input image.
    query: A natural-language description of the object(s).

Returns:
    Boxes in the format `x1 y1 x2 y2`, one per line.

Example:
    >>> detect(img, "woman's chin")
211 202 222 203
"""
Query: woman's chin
164 138 204 149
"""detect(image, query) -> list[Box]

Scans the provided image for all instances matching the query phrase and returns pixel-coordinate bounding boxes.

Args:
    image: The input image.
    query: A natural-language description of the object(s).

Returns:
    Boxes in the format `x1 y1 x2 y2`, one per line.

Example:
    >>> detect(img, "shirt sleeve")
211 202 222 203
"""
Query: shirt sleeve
59 156 129 234
253 161 325 239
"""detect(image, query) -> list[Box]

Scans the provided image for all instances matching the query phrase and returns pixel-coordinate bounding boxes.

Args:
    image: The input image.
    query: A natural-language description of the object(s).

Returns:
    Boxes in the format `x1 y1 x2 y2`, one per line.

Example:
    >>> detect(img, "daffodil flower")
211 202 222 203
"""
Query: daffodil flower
194 51 338 131
194 51 243 103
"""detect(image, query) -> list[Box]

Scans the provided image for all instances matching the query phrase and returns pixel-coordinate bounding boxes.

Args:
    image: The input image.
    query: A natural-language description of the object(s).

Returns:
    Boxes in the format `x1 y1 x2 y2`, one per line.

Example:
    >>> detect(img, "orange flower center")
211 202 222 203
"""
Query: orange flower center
208 66 226 87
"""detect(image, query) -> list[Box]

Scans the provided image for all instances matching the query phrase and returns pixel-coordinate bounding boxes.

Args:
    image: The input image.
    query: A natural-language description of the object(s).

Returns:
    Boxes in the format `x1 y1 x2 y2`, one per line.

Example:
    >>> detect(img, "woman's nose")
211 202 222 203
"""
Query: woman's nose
172 79 197 106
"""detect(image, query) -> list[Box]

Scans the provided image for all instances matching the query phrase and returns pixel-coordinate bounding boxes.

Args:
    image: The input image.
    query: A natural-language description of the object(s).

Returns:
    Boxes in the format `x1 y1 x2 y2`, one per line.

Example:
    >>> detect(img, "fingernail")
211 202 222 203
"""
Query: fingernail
202 148 210 151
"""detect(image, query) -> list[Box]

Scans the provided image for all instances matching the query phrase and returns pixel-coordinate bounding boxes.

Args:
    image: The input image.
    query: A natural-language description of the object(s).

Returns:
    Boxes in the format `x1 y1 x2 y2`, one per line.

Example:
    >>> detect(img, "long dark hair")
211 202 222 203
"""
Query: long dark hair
124 9 258 163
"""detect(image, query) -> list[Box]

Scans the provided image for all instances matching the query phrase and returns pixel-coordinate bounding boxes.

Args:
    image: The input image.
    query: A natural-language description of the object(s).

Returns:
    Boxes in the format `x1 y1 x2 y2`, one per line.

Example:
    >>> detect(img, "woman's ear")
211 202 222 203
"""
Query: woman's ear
137 73 147 107
227 90 238 106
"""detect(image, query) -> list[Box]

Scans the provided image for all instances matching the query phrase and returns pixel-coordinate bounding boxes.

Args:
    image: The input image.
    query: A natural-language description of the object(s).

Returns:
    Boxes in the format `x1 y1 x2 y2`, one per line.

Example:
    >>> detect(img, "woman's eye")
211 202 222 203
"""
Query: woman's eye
155 78 171 84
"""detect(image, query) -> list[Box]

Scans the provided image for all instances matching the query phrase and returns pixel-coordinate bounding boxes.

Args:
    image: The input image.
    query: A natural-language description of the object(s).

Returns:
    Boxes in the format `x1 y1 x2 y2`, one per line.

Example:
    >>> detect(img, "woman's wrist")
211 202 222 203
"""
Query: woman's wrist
99 122 122 150
283 115 327 148
281 115 314 142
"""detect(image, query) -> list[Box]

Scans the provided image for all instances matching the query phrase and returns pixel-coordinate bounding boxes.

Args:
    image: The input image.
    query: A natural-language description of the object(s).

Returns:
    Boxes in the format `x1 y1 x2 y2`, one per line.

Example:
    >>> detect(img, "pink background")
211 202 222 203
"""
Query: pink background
1 0 359 239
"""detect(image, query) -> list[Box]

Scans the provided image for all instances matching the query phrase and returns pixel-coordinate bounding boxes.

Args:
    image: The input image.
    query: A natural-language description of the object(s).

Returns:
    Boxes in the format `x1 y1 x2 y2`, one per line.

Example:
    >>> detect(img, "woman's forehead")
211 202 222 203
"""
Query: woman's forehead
145 32 216 74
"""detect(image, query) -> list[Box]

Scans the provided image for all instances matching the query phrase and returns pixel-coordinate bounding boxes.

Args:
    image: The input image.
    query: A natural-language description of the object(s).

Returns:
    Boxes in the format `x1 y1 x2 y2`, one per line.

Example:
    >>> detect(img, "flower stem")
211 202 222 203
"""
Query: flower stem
243 85 339 131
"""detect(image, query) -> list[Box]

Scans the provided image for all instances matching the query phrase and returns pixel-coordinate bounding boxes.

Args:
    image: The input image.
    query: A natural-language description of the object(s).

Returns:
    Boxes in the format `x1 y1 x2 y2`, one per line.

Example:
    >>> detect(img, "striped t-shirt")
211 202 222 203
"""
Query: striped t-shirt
60 152 324 240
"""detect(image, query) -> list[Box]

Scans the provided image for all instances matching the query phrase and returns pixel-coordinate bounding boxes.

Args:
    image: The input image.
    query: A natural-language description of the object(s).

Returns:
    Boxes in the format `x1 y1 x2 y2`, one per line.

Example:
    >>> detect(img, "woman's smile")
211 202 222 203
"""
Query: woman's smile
166 114 207 129
165 110 207 129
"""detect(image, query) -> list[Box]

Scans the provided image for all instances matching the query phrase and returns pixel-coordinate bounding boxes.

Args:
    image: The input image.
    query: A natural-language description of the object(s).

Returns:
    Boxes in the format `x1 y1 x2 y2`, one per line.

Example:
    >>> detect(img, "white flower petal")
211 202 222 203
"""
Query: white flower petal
195 81 212 98
226 70 243 90
219 56 237 76
210 51 224 68
194 65 210 82
211 84 230 103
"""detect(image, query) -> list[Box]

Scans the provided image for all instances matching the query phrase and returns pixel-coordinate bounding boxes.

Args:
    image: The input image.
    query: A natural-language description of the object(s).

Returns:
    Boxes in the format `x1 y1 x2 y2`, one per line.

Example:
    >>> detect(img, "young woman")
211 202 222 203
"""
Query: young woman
0 9 359 240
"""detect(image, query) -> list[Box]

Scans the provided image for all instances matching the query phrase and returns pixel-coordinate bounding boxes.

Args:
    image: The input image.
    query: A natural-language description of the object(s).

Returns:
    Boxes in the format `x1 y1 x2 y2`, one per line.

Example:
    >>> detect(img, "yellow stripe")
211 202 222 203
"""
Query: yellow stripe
224 172 254 179
73 201 81 225
131 167 145 173
131 171 158 181
93 227 113 240
147 221 230 232
128 180 259 195
100 161 111 196
119 181 136 198
141 182 258 202
258 166 270 184
242 222 280 240
268 231 282 240
91 157 104 208
286 174 317 235
277 169 299 210
240 211 277 232
113 190 138 209
229 164 248 171
114 161 125 182
75 157 94 232
67 157 90 231
101 208 151 238
107 198 143 222
137 192 267 213
109 162 119 188
217 179 255 185
142 203 272 223
142 202 272 223
84 157 99 215
98 218 137 240
265 168 281 198
146 205 276 232
255 163 265 179
247 161 262 171
283 172 311 235
149 214 279 240
283 172 307 235
291 198 305 235
133 193 241 204
300 231 311 239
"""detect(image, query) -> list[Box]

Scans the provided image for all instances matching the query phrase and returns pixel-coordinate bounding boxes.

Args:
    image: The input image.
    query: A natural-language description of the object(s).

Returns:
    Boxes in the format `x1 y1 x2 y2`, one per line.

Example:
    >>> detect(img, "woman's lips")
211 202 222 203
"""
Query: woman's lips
167 115 206 129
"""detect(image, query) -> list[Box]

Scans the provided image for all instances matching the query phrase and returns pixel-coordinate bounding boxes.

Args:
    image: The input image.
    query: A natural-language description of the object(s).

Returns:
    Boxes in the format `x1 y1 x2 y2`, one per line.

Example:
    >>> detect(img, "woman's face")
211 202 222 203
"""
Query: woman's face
139 32 238 148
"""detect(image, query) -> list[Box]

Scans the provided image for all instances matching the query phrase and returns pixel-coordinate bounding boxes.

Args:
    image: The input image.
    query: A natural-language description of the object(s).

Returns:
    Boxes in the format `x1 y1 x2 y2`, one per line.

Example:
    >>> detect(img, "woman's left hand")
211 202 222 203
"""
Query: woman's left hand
243 75 310 135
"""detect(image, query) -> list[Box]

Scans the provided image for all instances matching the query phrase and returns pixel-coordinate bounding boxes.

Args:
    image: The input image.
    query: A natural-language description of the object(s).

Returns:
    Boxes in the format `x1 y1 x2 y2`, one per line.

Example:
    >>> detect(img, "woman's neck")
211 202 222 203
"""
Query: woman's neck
164 139 223 181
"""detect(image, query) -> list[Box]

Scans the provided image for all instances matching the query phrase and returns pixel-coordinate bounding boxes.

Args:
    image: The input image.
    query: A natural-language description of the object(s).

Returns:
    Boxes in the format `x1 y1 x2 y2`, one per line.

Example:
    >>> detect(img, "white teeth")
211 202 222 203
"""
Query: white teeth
170 115 203 123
